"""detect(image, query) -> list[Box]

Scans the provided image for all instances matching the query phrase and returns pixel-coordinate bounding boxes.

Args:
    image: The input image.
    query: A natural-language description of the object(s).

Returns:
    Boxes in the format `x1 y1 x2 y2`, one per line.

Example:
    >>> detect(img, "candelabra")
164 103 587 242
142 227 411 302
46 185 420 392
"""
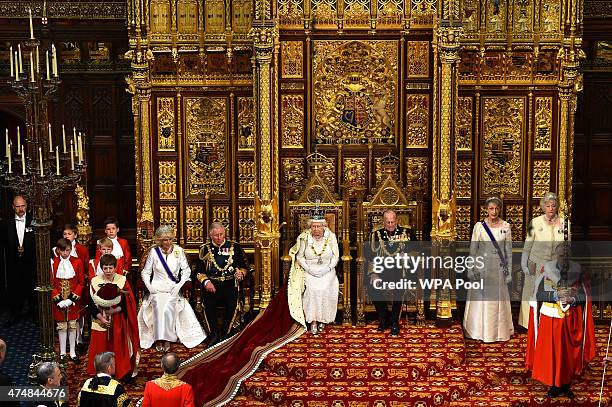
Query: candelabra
0 11 87 379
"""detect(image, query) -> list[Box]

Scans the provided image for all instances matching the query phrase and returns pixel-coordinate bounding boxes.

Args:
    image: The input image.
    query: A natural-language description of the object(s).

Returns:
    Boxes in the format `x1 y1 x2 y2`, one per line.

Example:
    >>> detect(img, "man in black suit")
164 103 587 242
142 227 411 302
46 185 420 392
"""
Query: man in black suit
1 195 37 326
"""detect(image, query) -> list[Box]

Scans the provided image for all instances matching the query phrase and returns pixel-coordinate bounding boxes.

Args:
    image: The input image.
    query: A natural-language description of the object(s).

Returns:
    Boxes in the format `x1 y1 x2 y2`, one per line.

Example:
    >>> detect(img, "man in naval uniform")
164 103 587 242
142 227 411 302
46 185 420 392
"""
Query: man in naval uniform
195 222 249 346
368 209 416 336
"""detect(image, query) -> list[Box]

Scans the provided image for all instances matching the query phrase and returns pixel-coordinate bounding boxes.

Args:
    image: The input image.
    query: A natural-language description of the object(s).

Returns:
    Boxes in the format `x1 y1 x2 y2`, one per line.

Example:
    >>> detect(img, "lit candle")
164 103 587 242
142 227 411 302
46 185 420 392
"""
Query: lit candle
7 144 11 174
45 50 50 80
39 147 43 176
21 145 25 175
73 127 77 152
29 51 34 82
17 127 20 154
18 44 23 73
55 146 60 175
51 44 57 77
48 123 53 152
29 8 34 40
9 46 13 77
62 125 66 153
35 46 39 73
14 52 19 81
77 133 83 163
70 141 74 171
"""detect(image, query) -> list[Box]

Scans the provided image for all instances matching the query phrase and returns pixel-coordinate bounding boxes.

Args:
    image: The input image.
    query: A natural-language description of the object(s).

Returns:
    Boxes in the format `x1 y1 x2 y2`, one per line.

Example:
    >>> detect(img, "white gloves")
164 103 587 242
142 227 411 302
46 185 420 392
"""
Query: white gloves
57 299 73 309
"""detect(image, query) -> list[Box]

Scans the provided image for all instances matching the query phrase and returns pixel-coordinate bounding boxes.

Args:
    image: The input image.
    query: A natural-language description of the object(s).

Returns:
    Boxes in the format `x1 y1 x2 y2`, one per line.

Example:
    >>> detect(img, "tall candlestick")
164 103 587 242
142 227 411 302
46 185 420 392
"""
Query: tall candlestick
14 52 20 81
7 144 11 174
29 8 34 39
17 127 20 154
9 46 13 77
70 141 74 171
48 123 53 152
62 125 67 153
39 147 43 176
29 52 34 82
55 146 60 175
21 145 25 175
18 44 23 73
45 50 50 80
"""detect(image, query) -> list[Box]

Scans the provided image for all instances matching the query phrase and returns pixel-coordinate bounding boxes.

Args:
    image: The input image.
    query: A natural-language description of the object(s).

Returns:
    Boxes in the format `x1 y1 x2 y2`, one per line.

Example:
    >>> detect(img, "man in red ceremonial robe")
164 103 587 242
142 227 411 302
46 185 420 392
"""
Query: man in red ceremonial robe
52 238 85 362
90 238 125 281
142 353 195 407
525 244 596 398
88 254 139 379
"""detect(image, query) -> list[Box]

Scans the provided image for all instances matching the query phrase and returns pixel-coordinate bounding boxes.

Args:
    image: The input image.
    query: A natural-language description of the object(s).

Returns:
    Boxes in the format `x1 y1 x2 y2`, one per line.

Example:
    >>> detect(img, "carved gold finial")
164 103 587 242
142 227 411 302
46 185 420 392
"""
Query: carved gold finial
306 152 331 175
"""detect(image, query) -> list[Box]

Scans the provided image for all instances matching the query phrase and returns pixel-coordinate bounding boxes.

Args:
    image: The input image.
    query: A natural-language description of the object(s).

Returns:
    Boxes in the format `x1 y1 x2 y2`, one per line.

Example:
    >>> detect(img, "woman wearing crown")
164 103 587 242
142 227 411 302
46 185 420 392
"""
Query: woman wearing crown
289 204 340 335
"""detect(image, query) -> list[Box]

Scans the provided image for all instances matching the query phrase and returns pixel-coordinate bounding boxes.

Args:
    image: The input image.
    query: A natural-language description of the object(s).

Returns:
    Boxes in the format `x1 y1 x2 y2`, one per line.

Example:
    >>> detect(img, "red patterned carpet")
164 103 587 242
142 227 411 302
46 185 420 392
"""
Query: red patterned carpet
64 323 612 406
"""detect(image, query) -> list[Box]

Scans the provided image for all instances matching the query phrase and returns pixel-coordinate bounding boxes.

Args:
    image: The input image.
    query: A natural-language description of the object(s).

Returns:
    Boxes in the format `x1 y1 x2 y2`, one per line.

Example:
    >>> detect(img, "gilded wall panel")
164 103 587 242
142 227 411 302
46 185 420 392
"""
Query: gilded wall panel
456 205 472 241
158 161 177 199
313 40 398 145
480 205 488 219
281 95 304 148
535 97 553 151
150 0 171 33
282 157 305 191
406 41 429 78
238 97 255 150
186 205 204 244
540 0 561 34
375 156 398 187
343 158 367 190
486 0 506 33
159 205 178 231
405 157 428 199
462 0 480 32
212 205 231 233
185 97 227 196
313 1 338 29
319 158 336 191
232 0 253 33
532 160 550 198
456 160 472 199
409 0 436 28
238 161 256 198
456 97 473 151
506 204 524 238
344 0 370 29
239 205 256 243
481 97 525 198
282 41 304 78
377 0 403 29
512 0 533 34
205 0 225 33
406 94 429 148
278 0 304 28
178 0 198 33
532 204 543 218
157 97 175 151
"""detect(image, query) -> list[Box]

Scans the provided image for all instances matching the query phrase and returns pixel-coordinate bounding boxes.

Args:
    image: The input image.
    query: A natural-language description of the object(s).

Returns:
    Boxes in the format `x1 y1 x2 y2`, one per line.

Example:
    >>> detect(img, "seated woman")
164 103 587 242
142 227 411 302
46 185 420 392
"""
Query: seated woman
88 254 139 379
293 208 340 335
137 225 205 352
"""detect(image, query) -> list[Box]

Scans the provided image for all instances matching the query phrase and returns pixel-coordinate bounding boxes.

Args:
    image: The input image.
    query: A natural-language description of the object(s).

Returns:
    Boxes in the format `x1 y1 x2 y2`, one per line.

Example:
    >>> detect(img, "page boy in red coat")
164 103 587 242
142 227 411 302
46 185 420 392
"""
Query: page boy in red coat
99 217 131 275
89 238 124 281
52 238 85 362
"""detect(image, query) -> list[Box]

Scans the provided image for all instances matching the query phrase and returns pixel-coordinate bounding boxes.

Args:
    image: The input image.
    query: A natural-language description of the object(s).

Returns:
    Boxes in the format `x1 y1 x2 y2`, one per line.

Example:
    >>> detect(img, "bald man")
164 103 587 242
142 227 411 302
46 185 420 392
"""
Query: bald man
1 196 37 326
142 353 194 407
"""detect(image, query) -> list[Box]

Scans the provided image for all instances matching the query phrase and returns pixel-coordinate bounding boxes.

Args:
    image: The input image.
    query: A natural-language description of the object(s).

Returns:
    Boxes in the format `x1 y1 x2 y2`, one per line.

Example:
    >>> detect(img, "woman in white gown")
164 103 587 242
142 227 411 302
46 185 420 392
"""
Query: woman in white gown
463 196 514 342
294 212 340 335
138 225 205 351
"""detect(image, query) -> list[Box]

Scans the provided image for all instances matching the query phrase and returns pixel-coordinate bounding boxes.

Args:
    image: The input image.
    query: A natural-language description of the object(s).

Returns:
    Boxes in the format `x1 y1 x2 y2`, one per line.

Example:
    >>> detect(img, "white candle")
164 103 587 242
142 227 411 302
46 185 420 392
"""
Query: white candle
29 8 34 39
14 52 19 81
21 145 25 175
17 127 20 154
70 141 74 171
48 123 53 152
29 52 34 82
55 146 60 175
9 46 13 77
52 44 57 77
45 50 50 80
62 125 66 153
73 127 77 152
5 129 8 157
35 46 39 73
78 133 83 163
38 147 43 176
7 144 11 174
18 44 23 73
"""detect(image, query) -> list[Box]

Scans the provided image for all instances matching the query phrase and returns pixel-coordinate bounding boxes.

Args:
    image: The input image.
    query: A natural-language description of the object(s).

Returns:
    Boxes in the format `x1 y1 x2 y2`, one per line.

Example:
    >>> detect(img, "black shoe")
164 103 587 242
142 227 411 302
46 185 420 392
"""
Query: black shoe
207 332 219 347
376 320 388 332
547 386 562 398
390 323 400 336
560 384 574 398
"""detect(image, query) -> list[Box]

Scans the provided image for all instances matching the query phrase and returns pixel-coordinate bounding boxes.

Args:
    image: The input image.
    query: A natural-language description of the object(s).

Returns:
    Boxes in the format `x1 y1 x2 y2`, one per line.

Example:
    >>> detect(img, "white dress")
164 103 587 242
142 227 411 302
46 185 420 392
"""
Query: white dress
295 229 340 324
463 221 514 342
137 245 206 349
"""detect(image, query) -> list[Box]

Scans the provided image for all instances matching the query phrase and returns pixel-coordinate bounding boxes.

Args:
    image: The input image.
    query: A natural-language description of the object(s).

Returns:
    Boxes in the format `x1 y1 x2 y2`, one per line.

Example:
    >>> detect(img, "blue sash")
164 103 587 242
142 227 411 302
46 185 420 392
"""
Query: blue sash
481 221 509 277
154 247 180 283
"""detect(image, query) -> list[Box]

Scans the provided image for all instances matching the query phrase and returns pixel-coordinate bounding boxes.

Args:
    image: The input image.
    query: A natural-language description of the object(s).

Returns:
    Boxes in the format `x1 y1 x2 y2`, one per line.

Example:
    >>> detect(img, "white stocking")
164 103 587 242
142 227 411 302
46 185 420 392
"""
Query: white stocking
68 328 77 358
58 330 67 356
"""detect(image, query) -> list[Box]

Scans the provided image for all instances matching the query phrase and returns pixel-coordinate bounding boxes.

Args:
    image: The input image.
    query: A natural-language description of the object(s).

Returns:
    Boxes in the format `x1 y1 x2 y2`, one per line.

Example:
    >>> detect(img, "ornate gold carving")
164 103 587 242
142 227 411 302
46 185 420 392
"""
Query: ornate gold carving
186 205 204 244
456 160 472 199
239 161 256 198
212 205 231 232
456 205 472 241
160 205 178 231
409 0 436 28
281 41 303 78
178 0 198 33
482 97 525 197
238 97 255 150
278 0 304 28
158 161 177 199
534 97 553 151
281 95 304 148
157 97 175 151
344 1 370 29
486 0 506 33
462 0 479 32
313 2 338 29
205 0 225 33
282 157 305 194
1 2 127 21
406 41 429 78
313 40 398 145
540 0 560 34
532 204 543 218
343 158 366 190
239 205 256 243
505 205 524 239
375 156 398 187
377 0 403 29
233 0 253 33
532 160 550 198
456 97 472 151
151 0 171 33
512 0 533 34
406 157 428 199
185 97 227 196
406 94 429 148
75 184 93 245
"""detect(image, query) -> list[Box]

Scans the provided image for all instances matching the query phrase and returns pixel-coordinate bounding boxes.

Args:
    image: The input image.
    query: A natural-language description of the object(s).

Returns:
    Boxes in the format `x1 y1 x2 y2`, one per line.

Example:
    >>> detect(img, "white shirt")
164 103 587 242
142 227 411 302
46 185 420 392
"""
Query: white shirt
56 257 76 279
110 237 124 259
15 215 26 246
